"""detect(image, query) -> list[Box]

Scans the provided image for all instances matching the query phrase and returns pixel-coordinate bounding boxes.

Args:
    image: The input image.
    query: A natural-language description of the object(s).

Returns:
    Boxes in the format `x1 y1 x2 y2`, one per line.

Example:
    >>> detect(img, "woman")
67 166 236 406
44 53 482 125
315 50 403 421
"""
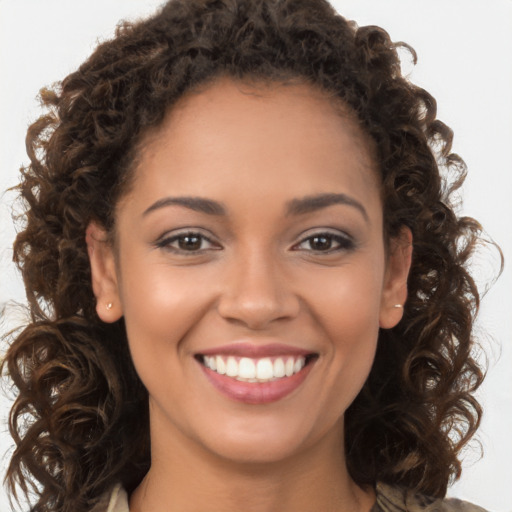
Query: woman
3 0 493 511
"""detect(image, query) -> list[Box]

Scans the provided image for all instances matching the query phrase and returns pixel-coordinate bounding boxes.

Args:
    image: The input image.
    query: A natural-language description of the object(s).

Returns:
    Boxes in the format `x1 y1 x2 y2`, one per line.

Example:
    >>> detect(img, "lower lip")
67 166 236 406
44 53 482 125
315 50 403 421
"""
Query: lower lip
199 361 315 405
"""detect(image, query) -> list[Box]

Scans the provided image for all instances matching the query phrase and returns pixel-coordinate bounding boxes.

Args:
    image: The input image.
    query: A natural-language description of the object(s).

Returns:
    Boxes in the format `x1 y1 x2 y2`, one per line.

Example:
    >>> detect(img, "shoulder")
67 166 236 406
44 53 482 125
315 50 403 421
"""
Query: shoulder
90 483 129 512
374 482 489 512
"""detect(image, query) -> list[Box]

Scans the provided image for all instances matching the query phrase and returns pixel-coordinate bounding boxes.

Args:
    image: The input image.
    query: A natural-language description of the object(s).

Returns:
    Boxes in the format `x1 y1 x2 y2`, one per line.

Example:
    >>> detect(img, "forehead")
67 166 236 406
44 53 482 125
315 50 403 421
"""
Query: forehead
125 78 380 215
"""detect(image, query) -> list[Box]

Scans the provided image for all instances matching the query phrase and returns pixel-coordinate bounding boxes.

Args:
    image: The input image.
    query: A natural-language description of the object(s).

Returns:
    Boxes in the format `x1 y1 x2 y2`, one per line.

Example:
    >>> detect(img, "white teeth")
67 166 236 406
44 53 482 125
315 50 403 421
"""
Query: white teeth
216 356 226 375
293 358 304 373
285 357 295 377
203 354 310 381
273 357 285 378
204 356 216 370
226 356 238 377
238 357 256 379
256 358 273 380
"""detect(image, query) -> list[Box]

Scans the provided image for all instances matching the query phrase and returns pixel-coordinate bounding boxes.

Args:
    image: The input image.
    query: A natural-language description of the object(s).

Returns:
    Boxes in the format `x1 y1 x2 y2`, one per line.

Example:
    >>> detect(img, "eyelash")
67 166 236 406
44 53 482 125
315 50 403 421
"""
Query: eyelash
155 231 220 254
155 230 355 255
292 231 355 254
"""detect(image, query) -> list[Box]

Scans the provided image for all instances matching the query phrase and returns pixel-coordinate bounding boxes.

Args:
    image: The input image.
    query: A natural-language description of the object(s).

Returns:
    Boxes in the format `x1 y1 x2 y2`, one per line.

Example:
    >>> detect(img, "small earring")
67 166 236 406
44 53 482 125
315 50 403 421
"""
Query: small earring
106 302 113 310
393 304 403 309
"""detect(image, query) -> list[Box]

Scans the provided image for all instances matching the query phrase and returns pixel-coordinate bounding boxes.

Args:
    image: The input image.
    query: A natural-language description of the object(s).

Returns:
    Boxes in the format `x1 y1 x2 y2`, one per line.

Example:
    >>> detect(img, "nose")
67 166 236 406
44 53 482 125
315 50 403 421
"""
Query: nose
217 249 300 330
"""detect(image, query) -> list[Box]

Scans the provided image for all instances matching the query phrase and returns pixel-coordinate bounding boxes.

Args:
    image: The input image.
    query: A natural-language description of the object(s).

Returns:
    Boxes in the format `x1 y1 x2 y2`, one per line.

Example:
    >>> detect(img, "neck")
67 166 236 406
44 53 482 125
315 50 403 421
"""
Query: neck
129 419 375 512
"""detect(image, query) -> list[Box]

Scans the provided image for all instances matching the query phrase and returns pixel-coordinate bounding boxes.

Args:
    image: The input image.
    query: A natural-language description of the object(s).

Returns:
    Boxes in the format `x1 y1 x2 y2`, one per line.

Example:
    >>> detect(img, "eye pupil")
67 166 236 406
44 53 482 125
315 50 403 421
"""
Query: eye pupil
179 235 202 250
310 235 332 251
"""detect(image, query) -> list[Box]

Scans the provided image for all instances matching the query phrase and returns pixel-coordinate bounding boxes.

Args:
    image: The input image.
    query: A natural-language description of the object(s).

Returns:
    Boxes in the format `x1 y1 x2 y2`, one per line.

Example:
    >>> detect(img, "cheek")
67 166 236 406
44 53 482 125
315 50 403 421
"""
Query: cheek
322 279 381 382
303 257 385 394
115 259 222 414
305 257 385 337
116 253 219 356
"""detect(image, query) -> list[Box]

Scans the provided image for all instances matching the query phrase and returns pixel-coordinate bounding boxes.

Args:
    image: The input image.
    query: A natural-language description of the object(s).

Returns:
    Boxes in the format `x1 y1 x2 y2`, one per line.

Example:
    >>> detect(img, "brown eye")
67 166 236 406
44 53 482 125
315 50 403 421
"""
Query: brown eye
178 234 203 251
294 231 355 253
155 231 220 254
309 235 333 251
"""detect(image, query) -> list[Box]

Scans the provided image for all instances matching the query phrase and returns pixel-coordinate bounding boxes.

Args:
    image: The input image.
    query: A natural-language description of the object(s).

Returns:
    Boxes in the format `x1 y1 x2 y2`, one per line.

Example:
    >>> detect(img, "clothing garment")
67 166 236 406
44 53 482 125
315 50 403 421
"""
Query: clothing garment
92 482 488 512
372 483 488 512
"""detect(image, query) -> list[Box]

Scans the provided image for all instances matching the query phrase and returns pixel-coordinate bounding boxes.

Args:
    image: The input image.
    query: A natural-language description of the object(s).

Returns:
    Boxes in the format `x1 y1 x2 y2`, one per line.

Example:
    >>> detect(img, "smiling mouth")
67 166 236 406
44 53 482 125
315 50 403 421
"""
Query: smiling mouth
195 354 318 383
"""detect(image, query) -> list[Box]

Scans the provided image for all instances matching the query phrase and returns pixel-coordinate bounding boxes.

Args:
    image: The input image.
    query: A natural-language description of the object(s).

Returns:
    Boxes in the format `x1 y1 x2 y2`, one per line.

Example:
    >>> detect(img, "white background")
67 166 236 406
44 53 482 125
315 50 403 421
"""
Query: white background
1 1 511 510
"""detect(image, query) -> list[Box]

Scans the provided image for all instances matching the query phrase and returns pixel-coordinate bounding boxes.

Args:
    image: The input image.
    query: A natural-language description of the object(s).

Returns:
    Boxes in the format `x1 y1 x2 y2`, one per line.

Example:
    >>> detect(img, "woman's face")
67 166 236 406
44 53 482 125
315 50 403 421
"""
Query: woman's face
88 78 410 465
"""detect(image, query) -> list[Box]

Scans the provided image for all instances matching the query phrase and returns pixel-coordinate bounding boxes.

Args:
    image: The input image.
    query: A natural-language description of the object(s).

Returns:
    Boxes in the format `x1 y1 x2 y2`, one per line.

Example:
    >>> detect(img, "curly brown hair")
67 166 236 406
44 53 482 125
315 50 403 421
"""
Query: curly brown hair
3 0 488 510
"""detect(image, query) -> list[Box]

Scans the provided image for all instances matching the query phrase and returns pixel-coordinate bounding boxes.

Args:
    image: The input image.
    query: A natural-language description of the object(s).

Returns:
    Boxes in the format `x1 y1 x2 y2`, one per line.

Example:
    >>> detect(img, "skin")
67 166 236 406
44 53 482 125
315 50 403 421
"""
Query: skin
87 78 412 512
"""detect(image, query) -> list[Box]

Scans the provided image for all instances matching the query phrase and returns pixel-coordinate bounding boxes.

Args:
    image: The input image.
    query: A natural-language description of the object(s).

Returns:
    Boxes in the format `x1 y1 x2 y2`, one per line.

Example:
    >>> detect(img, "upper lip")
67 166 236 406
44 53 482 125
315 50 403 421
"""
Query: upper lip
197 343 315 358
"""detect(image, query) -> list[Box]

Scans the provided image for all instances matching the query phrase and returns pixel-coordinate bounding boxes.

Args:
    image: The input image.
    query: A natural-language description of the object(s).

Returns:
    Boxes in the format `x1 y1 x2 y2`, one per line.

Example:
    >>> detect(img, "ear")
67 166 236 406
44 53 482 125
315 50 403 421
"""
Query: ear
379 227 413 329
85 221 123 323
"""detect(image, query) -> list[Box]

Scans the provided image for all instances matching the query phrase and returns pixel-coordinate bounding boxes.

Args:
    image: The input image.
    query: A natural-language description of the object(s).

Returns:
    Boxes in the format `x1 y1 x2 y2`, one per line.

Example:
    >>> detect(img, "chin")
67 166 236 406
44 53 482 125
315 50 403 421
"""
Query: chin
208 436 308 466
195 412 341 467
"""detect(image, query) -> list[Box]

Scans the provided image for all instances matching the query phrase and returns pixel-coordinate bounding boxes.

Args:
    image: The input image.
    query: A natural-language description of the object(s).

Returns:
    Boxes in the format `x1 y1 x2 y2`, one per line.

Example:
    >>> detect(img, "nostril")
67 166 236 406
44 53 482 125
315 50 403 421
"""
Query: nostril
217 293 301 330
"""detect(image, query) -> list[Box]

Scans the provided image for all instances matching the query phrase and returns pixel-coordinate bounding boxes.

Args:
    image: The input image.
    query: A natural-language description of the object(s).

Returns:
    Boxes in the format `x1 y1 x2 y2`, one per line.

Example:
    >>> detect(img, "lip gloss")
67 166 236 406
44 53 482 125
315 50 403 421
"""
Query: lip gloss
199 361 314 404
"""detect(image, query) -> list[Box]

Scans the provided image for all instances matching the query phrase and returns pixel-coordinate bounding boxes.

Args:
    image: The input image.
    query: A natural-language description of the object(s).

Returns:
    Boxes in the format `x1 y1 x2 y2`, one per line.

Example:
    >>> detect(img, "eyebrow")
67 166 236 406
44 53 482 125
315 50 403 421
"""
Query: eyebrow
142 196 227 217
142 192 368 221
285 193 369 221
